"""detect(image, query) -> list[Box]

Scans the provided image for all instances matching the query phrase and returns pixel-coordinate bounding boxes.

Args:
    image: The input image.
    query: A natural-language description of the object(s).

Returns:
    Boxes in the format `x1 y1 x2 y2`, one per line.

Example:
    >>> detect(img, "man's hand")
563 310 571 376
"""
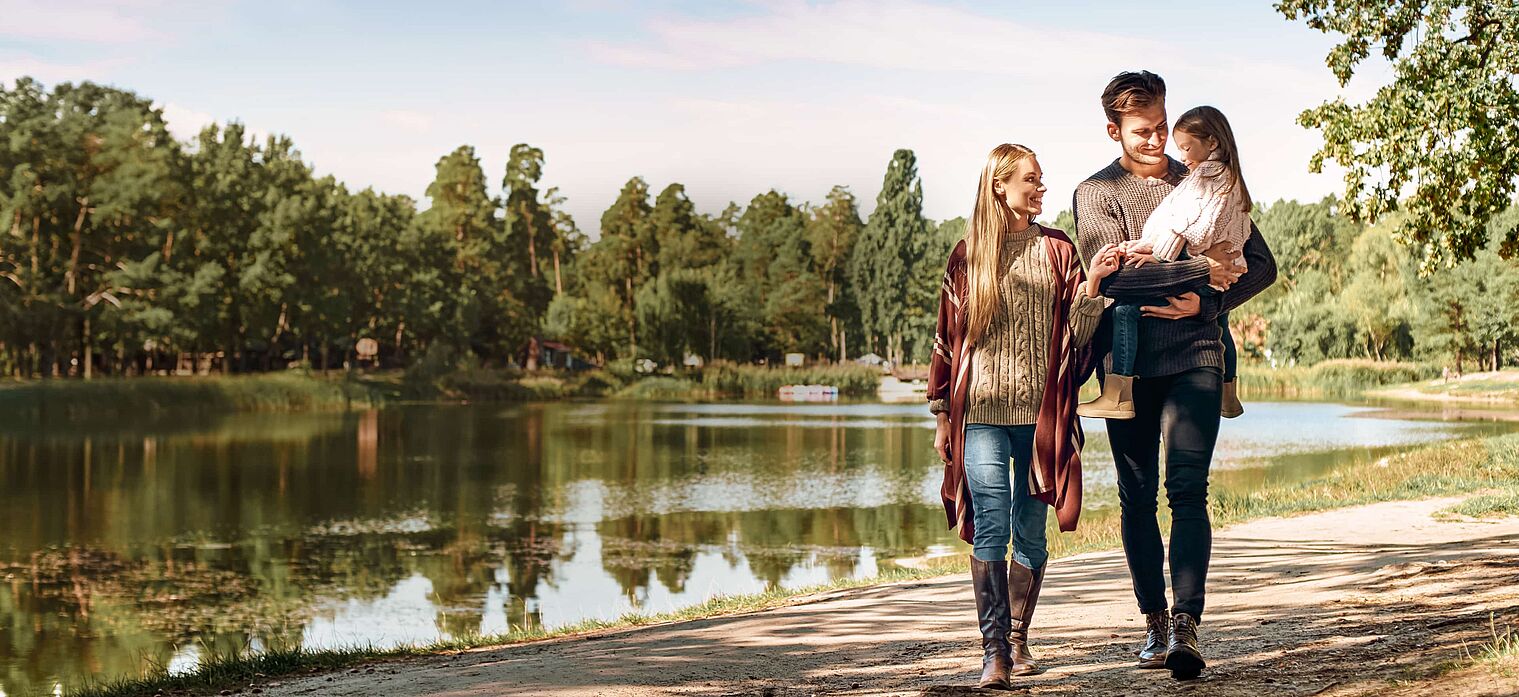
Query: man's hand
1141 292 1201 320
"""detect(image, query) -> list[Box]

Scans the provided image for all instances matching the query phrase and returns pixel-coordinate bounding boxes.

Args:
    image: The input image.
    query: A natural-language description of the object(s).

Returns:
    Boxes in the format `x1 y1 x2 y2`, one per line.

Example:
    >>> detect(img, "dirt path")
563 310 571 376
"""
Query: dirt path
260 497 1519 697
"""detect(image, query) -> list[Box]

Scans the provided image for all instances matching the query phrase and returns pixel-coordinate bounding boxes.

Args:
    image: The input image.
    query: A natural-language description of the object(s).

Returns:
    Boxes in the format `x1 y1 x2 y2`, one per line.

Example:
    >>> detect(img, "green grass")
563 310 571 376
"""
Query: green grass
1238 359 1438 399
1371 369 1519 404
73 429 1519 697
1440 487 1519 519
0 372 384 422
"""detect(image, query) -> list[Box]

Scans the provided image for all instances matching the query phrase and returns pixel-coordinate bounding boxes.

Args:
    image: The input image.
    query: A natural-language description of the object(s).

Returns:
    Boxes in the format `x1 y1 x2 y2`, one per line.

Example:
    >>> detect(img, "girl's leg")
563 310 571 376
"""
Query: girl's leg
1111 303 1140 377
1080 303 1140 419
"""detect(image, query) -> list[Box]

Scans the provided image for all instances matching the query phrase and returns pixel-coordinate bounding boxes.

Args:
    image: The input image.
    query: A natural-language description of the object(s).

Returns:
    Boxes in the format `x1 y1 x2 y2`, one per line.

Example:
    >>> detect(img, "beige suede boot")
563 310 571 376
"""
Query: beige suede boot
1078 374 1135 419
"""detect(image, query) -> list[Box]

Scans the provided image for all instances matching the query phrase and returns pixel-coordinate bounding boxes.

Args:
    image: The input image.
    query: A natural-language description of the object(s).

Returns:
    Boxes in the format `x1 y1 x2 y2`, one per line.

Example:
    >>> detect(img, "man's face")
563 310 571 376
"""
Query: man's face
1107 102 1169 168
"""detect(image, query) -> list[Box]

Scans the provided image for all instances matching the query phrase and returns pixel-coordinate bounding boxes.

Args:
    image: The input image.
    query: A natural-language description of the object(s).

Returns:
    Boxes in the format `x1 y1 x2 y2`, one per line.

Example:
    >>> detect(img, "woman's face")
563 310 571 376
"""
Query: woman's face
1173 130 1218 170
995 156 1046 222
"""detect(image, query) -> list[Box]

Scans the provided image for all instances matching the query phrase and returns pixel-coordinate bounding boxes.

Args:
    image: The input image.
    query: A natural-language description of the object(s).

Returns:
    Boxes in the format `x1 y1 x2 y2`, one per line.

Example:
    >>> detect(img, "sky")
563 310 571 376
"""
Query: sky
0 0 1389 238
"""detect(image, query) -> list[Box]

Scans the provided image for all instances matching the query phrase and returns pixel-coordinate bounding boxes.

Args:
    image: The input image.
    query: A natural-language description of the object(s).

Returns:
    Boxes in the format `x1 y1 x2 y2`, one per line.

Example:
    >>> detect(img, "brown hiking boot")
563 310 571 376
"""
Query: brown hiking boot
1137 610 1169 668
1221 381 1244 419
1078 374 1135 420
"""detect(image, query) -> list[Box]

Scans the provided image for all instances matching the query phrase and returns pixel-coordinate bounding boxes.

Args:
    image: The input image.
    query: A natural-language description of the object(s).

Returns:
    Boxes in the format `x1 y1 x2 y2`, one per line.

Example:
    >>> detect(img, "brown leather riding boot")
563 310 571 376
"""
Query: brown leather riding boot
969 557 1012 689
1007 561 1046 676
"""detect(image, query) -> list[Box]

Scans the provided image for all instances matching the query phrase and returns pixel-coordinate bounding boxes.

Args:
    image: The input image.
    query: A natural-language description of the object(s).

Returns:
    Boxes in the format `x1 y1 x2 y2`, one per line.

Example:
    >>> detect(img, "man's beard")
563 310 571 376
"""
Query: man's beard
1126 146 1165 166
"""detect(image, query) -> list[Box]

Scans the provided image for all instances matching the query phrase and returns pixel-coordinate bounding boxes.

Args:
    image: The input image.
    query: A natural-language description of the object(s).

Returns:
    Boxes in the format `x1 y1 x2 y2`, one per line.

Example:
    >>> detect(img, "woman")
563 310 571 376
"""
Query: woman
927 143 1119 688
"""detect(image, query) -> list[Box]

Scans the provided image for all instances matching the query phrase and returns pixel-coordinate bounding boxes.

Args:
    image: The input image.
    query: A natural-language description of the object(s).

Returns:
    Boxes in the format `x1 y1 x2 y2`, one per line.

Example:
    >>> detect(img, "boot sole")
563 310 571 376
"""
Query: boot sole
1136 654 1168 669
1164 648 1205 679
977 679 1013 690
1221 409 1244 419
1077 407 1136 420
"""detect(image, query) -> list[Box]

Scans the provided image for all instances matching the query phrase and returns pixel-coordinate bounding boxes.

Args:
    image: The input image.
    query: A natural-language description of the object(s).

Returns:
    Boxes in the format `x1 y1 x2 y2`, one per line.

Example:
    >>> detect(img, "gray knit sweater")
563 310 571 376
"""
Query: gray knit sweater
1073 157 1277 378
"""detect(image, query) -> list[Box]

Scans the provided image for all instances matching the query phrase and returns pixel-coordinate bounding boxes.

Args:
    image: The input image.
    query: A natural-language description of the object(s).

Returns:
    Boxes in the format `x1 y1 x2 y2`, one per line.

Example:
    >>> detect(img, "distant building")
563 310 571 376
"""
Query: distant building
855 352 885 366
523 337 592 370
785 352 805 367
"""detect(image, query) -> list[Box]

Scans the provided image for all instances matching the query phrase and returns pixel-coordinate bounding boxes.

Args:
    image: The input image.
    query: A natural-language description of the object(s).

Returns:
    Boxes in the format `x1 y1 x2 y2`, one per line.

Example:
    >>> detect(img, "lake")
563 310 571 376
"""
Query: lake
0 400 1511 695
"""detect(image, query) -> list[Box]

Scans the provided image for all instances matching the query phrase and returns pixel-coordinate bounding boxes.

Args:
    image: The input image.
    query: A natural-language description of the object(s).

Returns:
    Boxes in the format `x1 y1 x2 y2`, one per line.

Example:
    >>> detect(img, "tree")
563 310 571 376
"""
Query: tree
1277 0 1519 265
850 149 929 365
806 186 863 361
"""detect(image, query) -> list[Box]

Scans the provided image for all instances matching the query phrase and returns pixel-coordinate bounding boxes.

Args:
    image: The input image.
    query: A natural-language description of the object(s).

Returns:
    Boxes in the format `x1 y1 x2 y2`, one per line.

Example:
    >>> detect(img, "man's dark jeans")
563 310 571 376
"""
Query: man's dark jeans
1105 366 1222 619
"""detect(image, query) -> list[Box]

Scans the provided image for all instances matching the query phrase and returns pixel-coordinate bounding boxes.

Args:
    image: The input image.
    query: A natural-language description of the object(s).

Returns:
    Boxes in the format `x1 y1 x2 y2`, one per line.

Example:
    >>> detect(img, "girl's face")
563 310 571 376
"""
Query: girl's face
994 156 1046 222
1173 130 1218 170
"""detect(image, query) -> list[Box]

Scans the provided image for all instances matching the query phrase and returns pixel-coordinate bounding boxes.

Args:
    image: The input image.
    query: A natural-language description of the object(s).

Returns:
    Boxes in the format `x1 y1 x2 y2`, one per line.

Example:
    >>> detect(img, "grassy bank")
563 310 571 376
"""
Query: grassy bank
1366 369 1519 405
0 372 386 422
1237 359 1437 399
0 362 889 420
77 429 1519 697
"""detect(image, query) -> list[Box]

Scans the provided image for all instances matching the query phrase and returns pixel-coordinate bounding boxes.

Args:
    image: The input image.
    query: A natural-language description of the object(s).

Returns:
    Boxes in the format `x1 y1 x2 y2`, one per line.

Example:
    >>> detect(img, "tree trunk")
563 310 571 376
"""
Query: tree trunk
321 343 330 376
552 249 563 295
66 197 88 295
1494 339 1502 372
525 336 539 371
82 316 92 380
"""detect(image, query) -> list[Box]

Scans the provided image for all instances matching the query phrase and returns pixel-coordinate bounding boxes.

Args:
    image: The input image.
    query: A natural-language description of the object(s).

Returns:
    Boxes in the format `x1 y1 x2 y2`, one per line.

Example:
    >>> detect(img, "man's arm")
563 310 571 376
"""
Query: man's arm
1073 183 1211 296
1196 221 1277 322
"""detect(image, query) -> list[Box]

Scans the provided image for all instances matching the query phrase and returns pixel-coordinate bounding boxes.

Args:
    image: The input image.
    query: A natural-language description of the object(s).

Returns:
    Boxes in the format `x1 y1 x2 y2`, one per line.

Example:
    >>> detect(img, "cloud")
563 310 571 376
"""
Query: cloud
160 101 216 140
0 0 167 44
587 0 1170 77
380 110 434 133
0 55 123 84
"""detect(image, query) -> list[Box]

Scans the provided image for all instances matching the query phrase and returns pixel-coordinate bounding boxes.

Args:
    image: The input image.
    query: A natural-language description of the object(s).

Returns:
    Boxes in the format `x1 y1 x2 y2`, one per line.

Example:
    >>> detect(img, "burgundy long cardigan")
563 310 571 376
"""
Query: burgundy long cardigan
927 225 1095 541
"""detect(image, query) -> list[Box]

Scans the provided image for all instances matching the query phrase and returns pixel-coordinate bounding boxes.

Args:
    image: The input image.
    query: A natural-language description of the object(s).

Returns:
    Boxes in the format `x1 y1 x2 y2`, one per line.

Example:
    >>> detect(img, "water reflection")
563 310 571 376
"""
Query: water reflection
0 401 1506 694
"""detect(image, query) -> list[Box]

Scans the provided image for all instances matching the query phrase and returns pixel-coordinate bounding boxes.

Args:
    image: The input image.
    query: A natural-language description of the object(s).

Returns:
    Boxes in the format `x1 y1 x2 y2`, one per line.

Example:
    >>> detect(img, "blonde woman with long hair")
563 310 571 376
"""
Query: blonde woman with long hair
927 144 1120 688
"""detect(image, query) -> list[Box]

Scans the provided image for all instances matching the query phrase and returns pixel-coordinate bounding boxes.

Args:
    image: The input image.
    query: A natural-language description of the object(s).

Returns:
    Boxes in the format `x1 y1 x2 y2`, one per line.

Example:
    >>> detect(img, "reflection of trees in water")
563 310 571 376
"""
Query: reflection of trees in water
0 401 952 694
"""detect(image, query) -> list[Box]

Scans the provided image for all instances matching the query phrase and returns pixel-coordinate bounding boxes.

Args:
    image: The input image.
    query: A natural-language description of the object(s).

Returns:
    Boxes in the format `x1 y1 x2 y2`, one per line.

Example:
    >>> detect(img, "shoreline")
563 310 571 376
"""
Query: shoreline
75 429 1519 697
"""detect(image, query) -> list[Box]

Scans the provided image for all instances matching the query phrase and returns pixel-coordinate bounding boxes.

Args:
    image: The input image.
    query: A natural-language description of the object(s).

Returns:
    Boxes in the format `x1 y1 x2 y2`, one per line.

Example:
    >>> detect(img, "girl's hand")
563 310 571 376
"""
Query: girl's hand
1124 240 1154 255
1128 251 1159 268
934 413 952 464
1087 243 1120 297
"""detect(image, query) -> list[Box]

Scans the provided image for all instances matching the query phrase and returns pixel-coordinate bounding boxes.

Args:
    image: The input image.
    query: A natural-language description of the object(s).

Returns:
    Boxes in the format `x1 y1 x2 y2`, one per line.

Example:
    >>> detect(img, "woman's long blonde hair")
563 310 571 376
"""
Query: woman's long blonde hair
964 143 1035 345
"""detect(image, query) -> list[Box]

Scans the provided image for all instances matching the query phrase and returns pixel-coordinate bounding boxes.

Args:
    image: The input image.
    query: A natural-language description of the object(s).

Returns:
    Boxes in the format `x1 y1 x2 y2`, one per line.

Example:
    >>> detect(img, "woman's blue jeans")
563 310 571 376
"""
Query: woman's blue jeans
964 423 1049 569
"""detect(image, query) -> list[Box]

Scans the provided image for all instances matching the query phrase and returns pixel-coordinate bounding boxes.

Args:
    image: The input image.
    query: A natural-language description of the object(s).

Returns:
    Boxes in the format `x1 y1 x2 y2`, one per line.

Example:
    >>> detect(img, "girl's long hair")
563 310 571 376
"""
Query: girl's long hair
964 143 1035 346
1175 106 1252 211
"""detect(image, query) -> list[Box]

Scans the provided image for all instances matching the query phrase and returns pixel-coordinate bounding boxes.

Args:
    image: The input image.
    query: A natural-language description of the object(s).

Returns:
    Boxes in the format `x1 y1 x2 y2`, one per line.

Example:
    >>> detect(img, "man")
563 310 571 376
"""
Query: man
1072 70 1277 679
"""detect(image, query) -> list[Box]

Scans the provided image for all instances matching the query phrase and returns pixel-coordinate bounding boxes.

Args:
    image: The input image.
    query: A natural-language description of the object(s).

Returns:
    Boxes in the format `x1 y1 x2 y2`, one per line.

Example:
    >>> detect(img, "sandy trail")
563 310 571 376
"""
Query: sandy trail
258 497 1519 697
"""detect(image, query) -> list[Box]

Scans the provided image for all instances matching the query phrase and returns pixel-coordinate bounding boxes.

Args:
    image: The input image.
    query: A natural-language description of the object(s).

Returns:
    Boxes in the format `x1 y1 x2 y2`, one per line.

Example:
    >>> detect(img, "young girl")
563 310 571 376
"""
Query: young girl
1078 106 1252 420
928 143 1120 688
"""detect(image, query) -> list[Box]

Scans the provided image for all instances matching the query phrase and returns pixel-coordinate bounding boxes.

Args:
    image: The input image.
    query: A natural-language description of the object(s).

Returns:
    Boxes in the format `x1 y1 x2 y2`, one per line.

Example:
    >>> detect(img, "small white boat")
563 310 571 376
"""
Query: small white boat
778 384 839 401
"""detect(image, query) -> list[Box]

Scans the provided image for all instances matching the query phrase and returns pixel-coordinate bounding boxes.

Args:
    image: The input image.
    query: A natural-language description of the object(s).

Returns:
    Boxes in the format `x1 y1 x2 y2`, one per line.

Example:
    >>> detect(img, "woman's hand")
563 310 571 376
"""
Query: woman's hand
934 413 951 464
1122 240 1154 255
1128 251 1159 268
1086 243 1120 297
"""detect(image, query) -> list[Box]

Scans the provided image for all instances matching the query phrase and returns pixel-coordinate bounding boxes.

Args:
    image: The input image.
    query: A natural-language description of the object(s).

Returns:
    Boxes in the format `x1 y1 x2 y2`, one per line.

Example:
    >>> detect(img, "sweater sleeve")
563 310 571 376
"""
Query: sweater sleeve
1196 220 1277 322
1068 291 1105 348
1074 182 1211 297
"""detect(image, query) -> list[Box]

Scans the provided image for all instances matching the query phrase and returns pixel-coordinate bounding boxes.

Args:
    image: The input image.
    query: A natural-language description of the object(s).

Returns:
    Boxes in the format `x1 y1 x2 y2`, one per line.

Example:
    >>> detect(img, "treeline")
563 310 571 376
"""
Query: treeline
7 77 1515 381
0 77 956 378
1248 198 1519 372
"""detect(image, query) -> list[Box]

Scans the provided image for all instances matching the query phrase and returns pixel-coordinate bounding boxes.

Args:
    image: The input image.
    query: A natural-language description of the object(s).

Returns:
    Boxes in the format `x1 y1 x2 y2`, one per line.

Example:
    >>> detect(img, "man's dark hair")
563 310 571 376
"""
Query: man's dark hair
1101 71 1167 124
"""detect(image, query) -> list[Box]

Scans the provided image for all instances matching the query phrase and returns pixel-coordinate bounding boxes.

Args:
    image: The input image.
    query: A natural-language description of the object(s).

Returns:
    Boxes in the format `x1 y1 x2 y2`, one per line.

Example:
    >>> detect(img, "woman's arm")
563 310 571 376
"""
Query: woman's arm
927 251 959 415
